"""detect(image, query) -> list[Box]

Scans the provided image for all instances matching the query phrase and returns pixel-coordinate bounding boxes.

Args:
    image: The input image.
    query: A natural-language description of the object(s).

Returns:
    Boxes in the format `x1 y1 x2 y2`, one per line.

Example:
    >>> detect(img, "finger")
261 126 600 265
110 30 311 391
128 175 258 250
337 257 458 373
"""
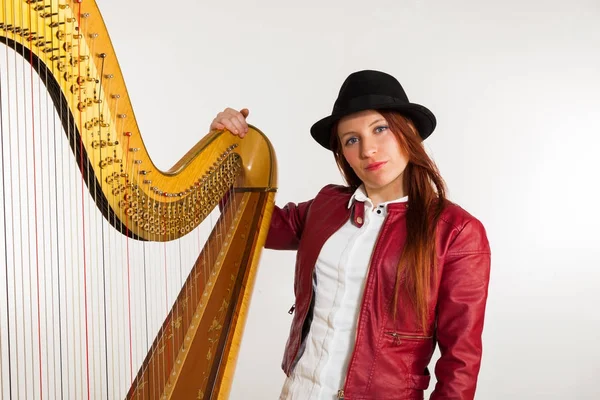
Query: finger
218 117 241 135
215 111 236 129
224 107 248 121
214 108 247 135
224 107 240 117
211 121 225 131
228 117 244 135
234 113 249 133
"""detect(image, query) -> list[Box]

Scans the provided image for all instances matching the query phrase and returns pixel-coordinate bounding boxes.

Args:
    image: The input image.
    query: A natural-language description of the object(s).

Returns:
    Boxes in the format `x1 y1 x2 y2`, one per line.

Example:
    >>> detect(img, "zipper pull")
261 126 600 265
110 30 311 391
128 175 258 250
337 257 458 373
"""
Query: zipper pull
385 331 402 345
337 389 344 399
288 304 295 314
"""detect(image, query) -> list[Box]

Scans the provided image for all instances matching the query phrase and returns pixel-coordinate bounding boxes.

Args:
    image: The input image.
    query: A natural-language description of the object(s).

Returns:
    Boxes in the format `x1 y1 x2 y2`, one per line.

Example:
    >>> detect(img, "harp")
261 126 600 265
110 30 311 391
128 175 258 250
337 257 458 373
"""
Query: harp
0 0 277 398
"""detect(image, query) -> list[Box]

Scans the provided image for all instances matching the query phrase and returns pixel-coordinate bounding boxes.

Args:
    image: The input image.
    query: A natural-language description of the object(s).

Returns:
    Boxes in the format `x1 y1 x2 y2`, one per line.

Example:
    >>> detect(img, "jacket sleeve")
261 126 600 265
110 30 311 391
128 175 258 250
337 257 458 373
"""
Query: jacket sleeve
430 219 491 400
264 199 313 251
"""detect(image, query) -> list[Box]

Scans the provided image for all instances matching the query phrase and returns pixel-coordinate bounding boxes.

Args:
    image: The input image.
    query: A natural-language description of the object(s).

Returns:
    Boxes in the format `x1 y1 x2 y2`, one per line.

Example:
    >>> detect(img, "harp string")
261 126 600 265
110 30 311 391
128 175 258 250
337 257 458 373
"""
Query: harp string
8 5 18 399
169 162 175 391
10 17 20 399
40 7 50 396
133 132 145 391
112 75 121 398
0 15 11 399
38 3 49 395
26 5 40 397
72 3 81 394
123 104 132 386
130 112 138 393
46 6 56 394
52 26 65 398
141 239 149 399
57 32 67 400
86 24 94 393
96 48 106 397
65 3 77 395
29 3 43 396
76 2 91 393
50 4 64 395
18 4 30 398
0 46 13 400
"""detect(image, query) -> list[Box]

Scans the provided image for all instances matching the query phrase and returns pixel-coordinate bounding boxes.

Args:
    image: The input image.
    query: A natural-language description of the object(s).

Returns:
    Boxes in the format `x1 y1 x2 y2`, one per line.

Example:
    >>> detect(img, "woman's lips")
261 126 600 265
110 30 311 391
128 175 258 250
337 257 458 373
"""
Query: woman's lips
365 161 387 171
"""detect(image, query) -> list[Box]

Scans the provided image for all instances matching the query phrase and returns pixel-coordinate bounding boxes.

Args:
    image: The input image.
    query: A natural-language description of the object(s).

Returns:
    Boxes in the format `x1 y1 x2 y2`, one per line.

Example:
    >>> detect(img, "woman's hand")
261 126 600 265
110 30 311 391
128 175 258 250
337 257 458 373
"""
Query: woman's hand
210 108 250 138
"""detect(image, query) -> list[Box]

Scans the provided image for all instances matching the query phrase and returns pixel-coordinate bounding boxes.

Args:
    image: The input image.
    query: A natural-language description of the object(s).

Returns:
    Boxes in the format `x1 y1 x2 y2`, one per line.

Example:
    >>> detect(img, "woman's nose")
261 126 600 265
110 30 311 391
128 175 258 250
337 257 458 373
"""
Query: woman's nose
360 138 377 158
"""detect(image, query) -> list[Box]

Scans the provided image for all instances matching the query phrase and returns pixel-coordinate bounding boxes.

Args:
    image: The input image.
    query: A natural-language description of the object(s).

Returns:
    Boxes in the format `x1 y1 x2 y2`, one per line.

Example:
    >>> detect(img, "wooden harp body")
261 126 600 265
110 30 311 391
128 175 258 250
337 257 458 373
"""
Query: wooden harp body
0 0 276 398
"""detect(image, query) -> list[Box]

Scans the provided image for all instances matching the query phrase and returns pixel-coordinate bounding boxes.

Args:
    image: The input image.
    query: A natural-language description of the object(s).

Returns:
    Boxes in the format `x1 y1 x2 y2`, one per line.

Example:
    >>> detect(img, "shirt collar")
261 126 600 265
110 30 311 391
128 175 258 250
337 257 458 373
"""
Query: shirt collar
347 184 408 210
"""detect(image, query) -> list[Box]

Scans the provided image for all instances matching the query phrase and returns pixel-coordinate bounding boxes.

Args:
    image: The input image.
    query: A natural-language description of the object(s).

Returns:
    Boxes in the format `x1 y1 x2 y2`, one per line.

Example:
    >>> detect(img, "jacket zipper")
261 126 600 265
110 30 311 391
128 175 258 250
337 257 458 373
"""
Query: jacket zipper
384 331 432 345
337 216 392 398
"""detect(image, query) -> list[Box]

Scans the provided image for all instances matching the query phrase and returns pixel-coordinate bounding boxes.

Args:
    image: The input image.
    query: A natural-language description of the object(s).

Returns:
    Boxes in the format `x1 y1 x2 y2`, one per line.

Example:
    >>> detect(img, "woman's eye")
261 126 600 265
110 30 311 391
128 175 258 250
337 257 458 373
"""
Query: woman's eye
345 137 358 146
375 125 388 133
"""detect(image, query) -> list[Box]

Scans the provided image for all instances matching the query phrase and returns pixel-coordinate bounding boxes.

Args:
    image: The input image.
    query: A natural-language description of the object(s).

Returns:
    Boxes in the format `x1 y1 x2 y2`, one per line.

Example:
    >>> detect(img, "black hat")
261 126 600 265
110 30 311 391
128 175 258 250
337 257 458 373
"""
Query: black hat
310 70 436 150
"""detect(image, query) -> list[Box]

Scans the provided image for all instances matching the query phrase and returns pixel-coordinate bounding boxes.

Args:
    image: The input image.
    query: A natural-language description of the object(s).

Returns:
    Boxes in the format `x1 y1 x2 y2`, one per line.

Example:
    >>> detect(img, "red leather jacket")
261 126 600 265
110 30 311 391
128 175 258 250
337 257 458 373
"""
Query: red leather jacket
265 184 491 400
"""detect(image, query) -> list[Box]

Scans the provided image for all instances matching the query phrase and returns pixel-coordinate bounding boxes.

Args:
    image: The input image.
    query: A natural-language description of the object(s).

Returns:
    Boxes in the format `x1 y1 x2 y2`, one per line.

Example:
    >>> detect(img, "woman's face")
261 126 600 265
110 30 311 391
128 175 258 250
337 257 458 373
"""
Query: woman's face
337 110 409 199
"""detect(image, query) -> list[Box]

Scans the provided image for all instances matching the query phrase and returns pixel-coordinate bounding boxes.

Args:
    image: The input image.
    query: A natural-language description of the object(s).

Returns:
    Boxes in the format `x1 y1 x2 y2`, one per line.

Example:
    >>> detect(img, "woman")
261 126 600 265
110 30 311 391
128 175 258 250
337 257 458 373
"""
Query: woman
211 70 491 400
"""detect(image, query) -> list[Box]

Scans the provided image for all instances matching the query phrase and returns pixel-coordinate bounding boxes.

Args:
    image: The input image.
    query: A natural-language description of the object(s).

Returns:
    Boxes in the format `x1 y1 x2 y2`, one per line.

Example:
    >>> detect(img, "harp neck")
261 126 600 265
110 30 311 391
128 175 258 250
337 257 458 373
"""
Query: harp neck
0 0 276 241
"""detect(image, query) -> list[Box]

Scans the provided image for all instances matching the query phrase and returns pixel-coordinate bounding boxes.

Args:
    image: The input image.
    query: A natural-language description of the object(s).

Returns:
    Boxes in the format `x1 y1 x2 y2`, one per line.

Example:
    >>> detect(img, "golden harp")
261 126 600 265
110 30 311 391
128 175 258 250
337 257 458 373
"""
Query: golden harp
0 0 277 398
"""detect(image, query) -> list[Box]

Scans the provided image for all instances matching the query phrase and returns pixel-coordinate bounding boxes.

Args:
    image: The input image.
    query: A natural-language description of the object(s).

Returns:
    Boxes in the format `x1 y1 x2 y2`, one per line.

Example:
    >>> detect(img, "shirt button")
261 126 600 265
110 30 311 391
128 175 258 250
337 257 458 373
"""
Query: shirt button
356 216 363 224
376 210 382 214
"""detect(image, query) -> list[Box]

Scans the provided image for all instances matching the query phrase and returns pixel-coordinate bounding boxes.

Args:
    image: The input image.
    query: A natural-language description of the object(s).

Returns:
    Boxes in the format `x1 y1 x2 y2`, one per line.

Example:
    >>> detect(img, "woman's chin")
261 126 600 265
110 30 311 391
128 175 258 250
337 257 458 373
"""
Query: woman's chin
363 179 392 191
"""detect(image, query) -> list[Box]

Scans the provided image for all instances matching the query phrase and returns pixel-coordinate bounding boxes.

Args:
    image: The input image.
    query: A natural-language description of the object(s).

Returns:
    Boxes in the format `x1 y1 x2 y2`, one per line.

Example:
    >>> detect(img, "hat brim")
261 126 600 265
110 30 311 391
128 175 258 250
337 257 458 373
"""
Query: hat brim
310 103 436 150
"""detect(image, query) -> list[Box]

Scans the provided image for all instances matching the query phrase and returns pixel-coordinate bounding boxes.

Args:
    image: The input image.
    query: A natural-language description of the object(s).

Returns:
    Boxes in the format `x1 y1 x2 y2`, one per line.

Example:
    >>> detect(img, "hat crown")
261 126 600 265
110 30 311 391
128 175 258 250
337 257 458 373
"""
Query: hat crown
334 70 409 111
310 69 436 150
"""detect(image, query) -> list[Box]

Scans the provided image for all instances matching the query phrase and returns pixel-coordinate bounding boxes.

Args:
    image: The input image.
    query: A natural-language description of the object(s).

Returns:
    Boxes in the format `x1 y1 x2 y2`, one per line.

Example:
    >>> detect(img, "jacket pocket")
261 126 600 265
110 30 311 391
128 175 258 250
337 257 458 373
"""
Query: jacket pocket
370 331 434 396
383 331 432 346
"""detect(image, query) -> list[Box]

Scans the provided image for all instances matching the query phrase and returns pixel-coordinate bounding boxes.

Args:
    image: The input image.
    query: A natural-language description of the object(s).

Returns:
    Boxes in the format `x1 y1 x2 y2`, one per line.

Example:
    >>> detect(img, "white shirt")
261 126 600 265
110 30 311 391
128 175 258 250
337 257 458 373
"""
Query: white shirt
280 186 408 399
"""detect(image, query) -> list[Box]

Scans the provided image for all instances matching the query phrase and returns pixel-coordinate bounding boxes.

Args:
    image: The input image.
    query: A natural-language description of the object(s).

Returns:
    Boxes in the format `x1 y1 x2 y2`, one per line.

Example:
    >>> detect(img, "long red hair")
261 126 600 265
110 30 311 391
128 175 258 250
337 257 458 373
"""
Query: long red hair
329 110 447 330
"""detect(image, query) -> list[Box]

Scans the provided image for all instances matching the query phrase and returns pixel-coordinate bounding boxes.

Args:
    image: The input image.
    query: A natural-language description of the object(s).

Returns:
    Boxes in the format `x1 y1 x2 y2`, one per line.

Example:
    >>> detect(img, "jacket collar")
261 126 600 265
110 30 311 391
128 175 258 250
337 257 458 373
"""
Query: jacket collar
347 185 409 209
347 185 409 228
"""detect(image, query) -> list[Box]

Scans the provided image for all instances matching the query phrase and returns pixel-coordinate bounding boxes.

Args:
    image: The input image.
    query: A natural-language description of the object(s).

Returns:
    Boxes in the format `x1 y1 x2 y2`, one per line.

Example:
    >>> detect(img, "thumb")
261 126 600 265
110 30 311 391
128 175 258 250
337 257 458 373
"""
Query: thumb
240 108 250 119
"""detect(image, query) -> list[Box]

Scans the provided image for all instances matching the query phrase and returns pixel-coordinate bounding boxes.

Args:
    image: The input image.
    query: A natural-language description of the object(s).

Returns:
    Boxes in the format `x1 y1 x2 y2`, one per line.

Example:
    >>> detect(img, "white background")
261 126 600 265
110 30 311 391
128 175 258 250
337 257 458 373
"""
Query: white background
94 0 599 398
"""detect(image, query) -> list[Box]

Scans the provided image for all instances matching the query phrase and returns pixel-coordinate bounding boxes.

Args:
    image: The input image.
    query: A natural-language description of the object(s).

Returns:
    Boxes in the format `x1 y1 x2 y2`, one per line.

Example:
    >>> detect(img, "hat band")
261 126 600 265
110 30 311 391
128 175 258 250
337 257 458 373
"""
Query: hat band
333 94 408 113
